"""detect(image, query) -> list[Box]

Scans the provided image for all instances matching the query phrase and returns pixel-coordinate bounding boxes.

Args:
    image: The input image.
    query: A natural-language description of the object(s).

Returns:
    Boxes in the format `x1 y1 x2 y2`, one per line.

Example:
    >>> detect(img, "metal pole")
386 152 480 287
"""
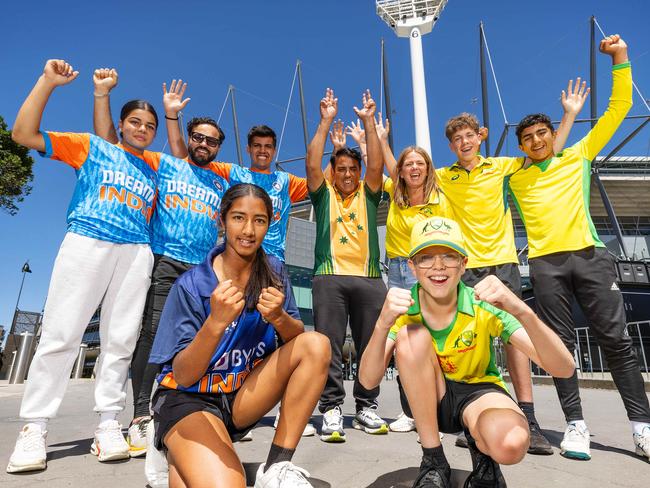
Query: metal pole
590 16 598 130
229 85 244 166
494 125 509 157
408 26 432 157
593 170 629 258
72 344 88 379
8 332 34 384
296 60 309 153
479 22 490 156
9 272 28 335
381 38 395 153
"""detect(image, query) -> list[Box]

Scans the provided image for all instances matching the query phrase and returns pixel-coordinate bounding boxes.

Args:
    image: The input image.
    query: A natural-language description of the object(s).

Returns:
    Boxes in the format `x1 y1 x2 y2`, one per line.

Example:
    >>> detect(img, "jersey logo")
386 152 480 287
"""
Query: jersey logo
453 330 477 352
272 180 282 191
451 174 460 181
213 179 224 192
418 207 434 217
421 218 452 234
274 210 281 221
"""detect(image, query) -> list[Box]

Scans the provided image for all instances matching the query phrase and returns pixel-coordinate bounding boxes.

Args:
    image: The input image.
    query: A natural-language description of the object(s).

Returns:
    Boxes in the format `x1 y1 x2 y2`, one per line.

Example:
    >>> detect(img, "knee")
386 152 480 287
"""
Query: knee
485 419 529 465
297 331 331 366
395 324 432 367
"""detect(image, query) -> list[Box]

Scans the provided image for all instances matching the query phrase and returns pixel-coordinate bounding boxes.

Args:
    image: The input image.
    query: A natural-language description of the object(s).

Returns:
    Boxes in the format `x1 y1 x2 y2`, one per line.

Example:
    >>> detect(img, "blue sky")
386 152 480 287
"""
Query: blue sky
1 0 649 337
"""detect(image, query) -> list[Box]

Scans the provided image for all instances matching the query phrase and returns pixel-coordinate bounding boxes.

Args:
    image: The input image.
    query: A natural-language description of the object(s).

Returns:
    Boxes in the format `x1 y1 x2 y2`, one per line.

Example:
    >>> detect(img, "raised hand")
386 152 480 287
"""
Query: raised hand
377 287 414 330
478 126 488 142
473 275 526 317
162 79 191 117
599 34 628 64
208 280 245 333
329 119 346 151
345 119 366 145
43 59 79 87
374 113 389 142
353 89 376 121
320 88 338 121
93 68 118 96
561 78 590 116
256 286 286 324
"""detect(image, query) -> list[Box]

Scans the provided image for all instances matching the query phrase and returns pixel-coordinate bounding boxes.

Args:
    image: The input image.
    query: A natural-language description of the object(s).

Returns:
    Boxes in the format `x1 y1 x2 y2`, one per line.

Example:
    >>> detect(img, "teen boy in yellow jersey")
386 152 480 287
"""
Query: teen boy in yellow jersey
359 217 574 487
306 88 389 443
510 34 650 462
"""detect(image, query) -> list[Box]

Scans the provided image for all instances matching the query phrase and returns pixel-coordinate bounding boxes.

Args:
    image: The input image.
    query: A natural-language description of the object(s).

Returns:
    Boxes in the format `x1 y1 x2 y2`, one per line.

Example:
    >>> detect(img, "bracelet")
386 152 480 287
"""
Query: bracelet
165 115 179 121
93 92 108 98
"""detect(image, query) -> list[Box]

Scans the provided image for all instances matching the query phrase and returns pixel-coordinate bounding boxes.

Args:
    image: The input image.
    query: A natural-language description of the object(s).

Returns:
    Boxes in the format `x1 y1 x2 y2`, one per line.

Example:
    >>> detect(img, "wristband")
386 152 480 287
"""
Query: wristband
165 115 179 121
93 92 108 98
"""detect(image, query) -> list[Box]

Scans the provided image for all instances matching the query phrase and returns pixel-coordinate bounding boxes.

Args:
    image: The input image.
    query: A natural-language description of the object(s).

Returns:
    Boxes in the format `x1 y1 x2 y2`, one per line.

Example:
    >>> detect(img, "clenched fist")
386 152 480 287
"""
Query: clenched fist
209 279 245 333
377 287 414 330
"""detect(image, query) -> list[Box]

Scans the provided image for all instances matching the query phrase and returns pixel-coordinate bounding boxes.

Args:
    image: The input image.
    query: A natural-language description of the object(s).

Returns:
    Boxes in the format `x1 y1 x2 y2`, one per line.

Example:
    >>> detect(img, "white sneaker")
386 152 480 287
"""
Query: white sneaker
127 417 150 458
560 423 591 460
352 407 388 435
6 424 47 473
633 426 650 461
90 420 130 462
254 461 312 487
320 406 345 443
144 420 169 488
239 430 254 442
389 412 416 432
274 412 316 437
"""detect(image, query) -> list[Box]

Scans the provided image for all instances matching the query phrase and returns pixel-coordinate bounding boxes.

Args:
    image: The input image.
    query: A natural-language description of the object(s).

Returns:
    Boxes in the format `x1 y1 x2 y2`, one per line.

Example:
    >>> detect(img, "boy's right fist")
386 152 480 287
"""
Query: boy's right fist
599 34 628 64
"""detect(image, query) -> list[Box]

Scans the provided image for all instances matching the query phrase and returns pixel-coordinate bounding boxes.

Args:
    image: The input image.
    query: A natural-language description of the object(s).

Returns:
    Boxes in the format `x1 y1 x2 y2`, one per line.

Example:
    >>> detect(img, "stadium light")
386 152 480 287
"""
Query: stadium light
376 0 448 156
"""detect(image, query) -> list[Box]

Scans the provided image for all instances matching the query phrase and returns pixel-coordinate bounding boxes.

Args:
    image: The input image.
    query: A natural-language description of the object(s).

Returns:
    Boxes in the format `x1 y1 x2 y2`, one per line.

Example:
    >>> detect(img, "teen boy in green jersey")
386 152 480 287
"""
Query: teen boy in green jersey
510 34 650 462
359 217 574 487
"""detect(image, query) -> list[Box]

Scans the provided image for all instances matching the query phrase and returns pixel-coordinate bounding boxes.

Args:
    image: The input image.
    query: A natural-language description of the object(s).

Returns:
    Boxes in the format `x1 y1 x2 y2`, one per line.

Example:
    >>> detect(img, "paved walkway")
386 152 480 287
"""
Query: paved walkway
0 379 648 487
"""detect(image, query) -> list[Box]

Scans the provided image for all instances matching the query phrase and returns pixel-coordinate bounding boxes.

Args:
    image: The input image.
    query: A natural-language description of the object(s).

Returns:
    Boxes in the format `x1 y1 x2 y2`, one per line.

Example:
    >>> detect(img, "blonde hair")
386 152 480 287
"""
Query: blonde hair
393 146 438 208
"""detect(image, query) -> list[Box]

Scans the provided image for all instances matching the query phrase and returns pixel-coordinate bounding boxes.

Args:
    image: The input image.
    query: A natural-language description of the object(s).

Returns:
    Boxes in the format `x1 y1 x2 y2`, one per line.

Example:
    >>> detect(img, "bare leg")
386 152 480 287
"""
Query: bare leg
462 392 529 465
394 324 446 448
232 331 331 448
505 344 533 403
164 411 245 488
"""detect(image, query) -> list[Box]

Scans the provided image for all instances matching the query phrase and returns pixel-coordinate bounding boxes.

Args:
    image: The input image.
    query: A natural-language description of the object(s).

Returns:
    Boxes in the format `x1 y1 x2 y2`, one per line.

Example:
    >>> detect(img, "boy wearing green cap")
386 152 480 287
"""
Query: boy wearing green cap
359 217 575 487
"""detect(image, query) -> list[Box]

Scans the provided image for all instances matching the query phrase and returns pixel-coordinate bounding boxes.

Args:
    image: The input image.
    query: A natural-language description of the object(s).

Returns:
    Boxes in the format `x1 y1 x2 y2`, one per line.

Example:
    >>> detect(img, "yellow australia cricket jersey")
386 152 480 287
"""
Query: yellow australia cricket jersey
310 180 382 277
509 63 633 259
388 282 522 391
384 177 457 259
436 157 522 268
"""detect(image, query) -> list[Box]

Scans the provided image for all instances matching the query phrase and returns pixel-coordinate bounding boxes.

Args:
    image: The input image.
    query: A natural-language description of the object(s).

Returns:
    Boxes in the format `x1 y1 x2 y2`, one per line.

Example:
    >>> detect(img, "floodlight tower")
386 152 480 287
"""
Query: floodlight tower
376 0 447 157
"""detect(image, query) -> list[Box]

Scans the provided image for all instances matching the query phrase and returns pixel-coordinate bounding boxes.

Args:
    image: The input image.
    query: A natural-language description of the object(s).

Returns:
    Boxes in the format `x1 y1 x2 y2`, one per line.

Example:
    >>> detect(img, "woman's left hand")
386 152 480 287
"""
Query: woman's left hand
257 287 285 324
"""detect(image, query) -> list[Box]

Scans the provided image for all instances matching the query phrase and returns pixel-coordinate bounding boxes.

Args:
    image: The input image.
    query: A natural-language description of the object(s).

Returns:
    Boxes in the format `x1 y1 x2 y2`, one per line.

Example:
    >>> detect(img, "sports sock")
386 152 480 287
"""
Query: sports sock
28 419 48 432
99 412 118 427
568 419 588 431
422 445 449 468
264 443 295 472
631 421 650 436
518 401 538 424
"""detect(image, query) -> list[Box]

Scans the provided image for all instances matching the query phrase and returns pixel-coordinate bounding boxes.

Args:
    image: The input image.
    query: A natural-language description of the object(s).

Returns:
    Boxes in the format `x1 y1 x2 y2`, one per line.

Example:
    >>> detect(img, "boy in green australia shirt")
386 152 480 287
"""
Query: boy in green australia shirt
359 217 574 487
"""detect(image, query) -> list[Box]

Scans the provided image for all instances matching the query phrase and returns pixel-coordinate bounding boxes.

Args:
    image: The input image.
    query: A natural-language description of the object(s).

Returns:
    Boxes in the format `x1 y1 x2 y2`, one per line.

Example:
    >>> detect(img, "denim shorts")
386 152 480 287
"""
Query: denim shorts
387 256 417 290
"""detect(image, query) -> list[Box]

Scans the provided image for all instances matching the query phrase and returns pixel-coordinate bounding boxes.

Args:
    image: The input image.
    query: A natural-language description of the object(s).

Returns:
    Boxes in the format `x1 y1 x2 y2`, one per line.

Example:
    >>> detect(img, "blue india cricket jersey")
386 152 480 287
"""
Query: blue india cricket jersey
41 132 158 244
151 154 229 264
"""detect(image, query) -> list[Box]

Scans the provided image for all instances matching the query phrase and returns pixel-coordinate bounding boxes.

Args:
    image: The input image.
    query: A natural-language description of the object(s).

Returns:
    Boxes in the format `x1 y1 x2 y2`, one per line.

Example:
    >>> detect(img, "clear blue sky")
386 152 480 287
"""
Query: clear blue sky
1 0 649 336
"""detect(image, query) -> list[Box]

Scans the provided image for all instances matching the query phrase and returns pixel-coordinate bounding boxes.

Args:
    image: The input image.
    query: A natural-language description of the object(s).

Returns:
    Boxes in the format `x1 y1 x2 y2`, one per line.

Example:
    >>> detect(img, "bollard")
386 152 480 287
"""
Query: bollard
6 350 17 381
8 332 35 384
72 344 88 379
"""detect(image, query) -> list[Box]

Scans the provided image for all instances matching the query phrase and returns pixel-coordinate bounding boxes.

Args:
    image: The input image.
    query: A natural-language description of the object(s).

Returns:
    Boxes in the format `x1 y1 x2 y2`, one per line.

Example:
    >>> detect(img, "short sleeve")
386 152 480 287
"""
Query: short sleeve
212 162 233 181
288 174 308 203
496 157 524 176
479 302 522 344
148 281 207 365
40 131 91 170
281 269 301 320
364 181 382 206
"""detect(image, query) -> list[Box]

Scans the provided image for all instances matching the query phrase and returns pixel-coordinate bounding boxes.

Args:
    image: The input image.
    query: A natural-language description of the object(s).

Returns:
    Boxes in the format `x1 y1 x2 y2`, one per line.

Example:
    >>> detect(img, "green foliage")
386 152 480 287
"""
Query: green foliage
0 115 35 215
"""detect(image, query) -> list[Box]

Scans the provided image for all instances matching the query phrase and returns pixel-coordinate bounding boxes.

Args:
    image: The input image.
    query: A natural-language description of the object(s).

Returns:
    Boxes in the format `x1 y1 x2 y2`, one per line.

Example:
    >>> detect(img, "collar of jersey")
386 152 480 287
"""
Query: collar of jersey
450 155 491 172
407 281 476 318
116 142 148 160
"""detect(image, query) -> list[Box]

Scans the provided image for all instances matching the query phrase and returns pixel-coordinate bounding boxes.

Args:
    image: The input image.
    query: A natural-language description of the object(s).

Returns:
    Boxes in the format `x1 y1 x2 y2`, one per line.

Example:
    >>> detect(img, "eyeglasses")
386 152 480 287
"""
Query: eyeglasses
412 253 462 269
190 132 221 147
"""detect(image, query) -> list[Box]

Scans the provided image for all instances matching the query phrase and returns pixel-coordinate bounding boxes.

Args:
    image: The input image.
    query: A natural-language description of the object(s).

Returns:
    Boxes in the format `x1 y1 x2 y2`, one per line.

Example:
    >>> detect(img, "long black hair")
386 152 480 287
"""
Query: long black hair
219 183 282 310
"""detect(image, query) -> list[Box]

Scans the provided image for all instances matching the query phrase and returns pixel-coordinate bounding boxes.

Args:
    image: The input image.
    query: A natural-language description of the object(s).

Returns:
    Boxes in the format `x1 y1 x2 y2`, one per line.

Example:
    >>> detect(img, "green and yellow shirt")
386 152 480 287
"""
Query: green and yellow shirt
388 281 522 391
310 180 382 277
509 63 632 259
383 177 457 259
436 157 522 268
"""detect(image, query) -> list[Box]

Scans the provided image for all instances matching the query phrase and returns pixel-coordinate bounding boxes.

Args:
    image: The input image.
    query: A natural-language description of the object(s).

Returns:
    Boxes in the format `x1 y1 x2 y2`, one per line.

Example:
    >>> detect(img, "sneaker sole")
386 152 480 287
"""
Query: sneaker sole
455 436 469 448
352 420 388 435
320 431 346 443
560 449 591 460
6 459 47 473
528 445 554 455
90 444 130 462
635 447 650 460
389 424 415 433
128 446 147 458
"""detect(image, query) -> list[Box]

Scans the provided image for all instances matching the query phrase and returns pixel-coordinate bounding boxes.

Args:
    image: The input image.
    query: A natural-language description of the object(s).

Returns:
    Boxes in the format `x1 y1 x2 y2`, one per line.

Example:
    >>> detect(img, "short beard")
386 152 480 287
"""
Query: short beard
188 146 215 166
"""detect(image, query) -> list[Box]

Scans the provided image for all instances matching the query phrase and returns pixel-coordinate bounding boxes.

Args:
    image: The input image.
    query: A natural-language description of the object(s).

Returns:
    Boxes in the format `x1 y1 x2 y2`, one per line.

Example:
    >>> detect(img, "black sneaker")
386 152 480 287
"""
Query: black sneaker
464 435 506 487
455 431 469 448
527 421 553 455
413 458 451 488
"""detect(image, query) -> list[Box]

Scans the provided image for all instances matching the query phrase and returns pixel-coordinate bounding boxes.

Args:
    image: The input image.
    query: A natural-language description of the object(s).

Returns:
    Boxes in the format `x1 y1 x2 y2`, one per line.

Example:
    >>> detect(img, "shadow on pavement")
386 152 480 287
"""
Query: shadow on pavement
366 467 471 488
243 462 331 487
48 437 97 461
542 429 642 461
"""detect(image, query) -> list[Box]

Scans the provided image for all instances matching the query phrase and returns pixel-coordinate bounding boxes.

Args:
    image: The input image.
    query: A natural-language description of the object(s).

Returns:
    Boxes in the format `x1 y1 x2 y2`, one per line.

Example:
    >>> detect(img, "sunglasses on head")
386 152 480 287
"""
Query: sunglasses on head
190 132 221 147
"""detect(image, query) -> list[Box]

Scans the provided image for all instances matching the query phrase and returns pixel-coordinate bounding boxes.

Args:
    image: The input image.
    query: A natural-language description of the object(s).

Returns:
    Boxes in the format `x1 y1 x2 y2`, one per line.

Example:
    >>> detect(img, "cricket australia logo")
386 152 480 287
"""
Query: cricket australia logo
421 218 452 235
453 329 477 352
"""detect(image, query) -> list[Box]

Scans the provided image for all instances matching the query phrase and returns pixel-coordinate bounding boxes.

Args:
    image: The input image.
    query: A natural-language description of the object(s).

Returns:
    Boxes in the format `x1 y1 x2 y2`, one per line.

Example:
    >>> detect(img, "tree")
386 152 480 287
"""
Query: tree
0 115 35 215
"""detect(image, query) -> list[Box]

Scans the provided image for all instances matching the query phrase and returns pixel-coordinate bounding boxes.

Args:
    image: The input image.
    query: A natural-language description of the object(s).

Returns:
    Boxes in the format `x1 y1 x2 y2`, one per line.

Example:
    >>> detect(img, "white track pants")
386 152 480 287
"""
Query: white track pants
20 232 153 419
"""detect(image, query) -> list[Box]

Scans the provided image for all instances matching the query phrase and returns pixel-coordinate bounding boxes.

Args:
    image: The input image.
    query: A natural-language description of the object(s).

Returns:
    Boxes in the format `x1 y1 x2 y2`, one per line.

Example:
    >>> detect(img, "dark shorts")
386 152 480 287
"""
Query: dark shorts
404 379 512 434
462 263 522 299
151 387 256 450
